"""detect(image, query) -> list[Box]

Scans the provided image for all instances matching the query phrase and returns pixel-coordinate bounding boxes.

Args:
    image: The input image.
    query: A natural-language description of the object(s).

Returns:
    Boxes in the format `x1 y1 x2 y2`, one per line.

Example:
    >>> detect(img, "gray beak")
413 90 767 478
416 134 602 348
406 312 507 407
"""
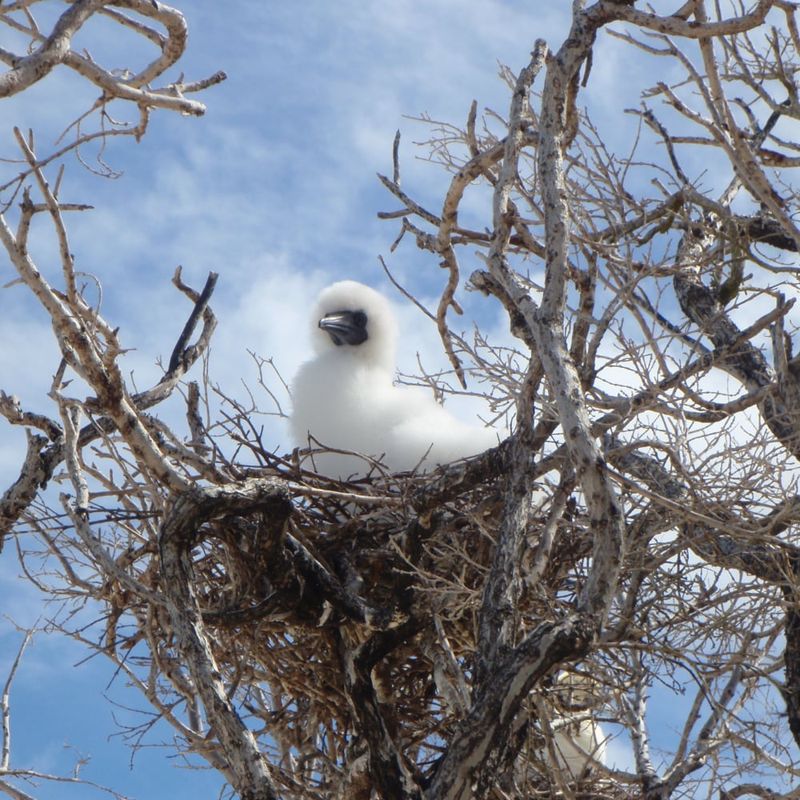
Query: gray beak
319 310 368 346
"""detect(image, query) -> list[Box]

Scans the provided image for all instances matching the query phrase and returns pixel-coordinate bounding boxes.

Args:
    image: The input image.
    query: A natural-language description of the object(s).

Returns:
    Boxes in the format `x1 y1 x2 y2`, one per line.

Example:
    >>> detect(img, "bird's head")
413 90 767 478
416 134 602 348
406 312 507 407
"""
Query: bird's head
310 280 398 370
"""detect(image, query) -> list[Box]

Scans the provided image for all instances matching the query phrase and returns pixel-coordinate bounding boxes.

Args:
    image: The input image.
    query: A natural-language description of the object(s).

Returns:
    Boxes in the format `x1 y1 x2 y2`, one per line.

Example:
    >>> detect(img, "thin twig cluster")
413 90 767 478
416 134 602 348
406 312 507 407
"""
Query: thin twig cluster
3 3 800 800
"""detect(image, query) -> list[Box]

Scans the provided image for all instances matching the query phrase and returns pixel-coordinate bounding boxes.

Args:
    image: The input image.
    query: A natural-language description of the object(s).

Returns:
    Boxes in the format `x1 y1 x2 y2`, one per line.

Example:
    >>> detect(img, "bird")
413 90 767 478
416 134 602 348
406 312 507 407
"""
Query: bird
289 280 499 478
546 671 607 778
549 713 606 778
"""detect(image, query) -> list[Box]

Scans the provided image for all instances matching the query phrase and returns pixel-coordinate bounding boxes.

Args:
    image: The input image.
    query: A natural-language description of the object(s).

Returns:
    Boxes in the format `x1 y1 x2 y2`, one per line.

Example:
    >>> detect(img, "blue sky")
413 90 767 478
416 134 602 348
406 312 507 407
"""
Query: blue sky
2 2 796 798
0 5 580 797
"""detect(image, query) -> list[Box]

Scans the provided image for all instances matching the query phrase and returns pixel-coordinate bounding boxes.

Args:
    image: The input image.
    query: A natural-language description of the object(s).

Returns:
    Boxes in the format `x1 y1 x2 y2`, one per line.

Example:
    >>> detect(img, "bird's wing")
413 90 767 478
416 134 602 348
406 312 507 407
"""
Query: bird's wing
387 395 498 471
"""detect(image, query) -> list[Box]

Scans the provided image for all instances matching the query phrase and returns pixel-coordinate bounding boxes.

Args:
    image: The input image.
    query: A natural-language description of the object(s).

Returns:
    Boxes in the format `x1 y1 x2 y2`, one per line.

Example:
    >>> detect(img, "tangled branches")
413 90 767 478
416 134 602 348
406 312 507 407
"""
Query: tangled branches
4 2 800 800
0 1 225 211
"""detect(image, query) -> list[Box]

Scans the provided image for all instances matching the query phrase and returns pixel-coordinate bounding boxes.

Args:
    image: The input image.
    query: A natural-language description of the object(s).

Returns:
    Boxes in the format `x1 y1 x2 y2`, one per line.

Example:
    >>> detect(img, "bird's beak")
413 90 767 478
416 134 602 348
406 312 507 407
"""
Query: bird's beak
319 311 368 346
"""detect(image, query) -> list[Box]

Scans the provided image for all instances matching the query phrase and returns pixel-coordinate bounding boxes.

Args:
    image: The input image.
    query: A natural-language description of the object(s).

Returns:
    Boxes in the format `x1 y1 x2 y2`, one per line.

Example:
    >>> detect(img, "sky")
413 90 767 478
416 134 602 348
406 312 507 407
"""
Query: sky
0 2 795 798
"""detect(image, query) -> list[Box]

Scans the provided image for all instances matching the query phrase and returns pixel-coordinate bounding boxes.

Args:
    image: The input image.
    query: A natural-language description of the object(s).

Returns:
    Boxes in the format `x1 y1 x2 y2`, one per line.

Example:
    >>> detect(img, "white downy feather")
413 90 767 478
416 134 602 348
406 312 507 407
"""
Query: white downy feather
289 280 498 478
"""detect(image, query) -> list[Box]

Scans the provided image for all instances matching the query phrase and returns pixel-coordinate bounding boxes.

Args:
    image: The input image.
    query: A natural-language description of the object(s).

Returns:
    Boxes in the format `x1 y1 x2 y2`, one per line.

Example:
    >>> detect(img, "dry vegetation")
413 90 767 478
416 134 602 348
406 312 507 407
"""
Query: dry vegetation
2 2 800 799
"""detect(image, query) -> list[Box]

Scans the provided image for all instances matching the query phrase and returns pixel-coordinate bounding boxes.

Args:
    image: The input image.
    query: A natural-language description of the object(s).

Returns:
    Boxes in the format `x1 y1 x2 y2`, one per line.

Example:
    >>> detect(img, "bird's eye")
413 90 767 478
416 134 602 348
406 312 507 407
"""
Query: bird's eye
352 310 367 328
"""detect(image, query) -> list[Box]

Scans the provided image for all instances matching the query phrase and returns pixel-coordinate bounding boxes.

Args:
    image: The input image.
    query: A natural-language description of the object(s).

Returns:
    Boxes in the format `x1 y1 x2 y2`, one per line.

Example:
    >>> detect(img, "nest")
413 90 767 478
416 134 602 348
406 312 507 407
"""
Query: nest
121 441 618 798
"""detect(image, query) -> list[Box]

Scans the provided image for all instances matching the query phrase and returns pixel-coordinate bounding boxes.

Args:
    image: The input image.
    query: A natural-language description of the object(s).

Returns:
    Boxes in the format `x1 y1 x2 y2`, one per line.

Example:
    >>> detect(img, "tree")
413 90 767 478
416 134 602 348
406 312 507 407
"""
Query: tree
2 1 800 799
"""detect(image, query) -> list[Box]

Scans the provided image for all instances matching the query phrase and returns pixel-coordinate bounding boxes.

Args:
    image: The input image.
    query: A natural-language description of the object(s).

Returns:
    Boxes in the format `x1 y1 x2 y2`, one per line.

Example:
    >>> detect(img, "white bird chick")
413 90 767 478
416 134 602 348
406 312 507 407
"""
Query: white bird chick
550 714 606 778
289 280 498 478
548 671 607 778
